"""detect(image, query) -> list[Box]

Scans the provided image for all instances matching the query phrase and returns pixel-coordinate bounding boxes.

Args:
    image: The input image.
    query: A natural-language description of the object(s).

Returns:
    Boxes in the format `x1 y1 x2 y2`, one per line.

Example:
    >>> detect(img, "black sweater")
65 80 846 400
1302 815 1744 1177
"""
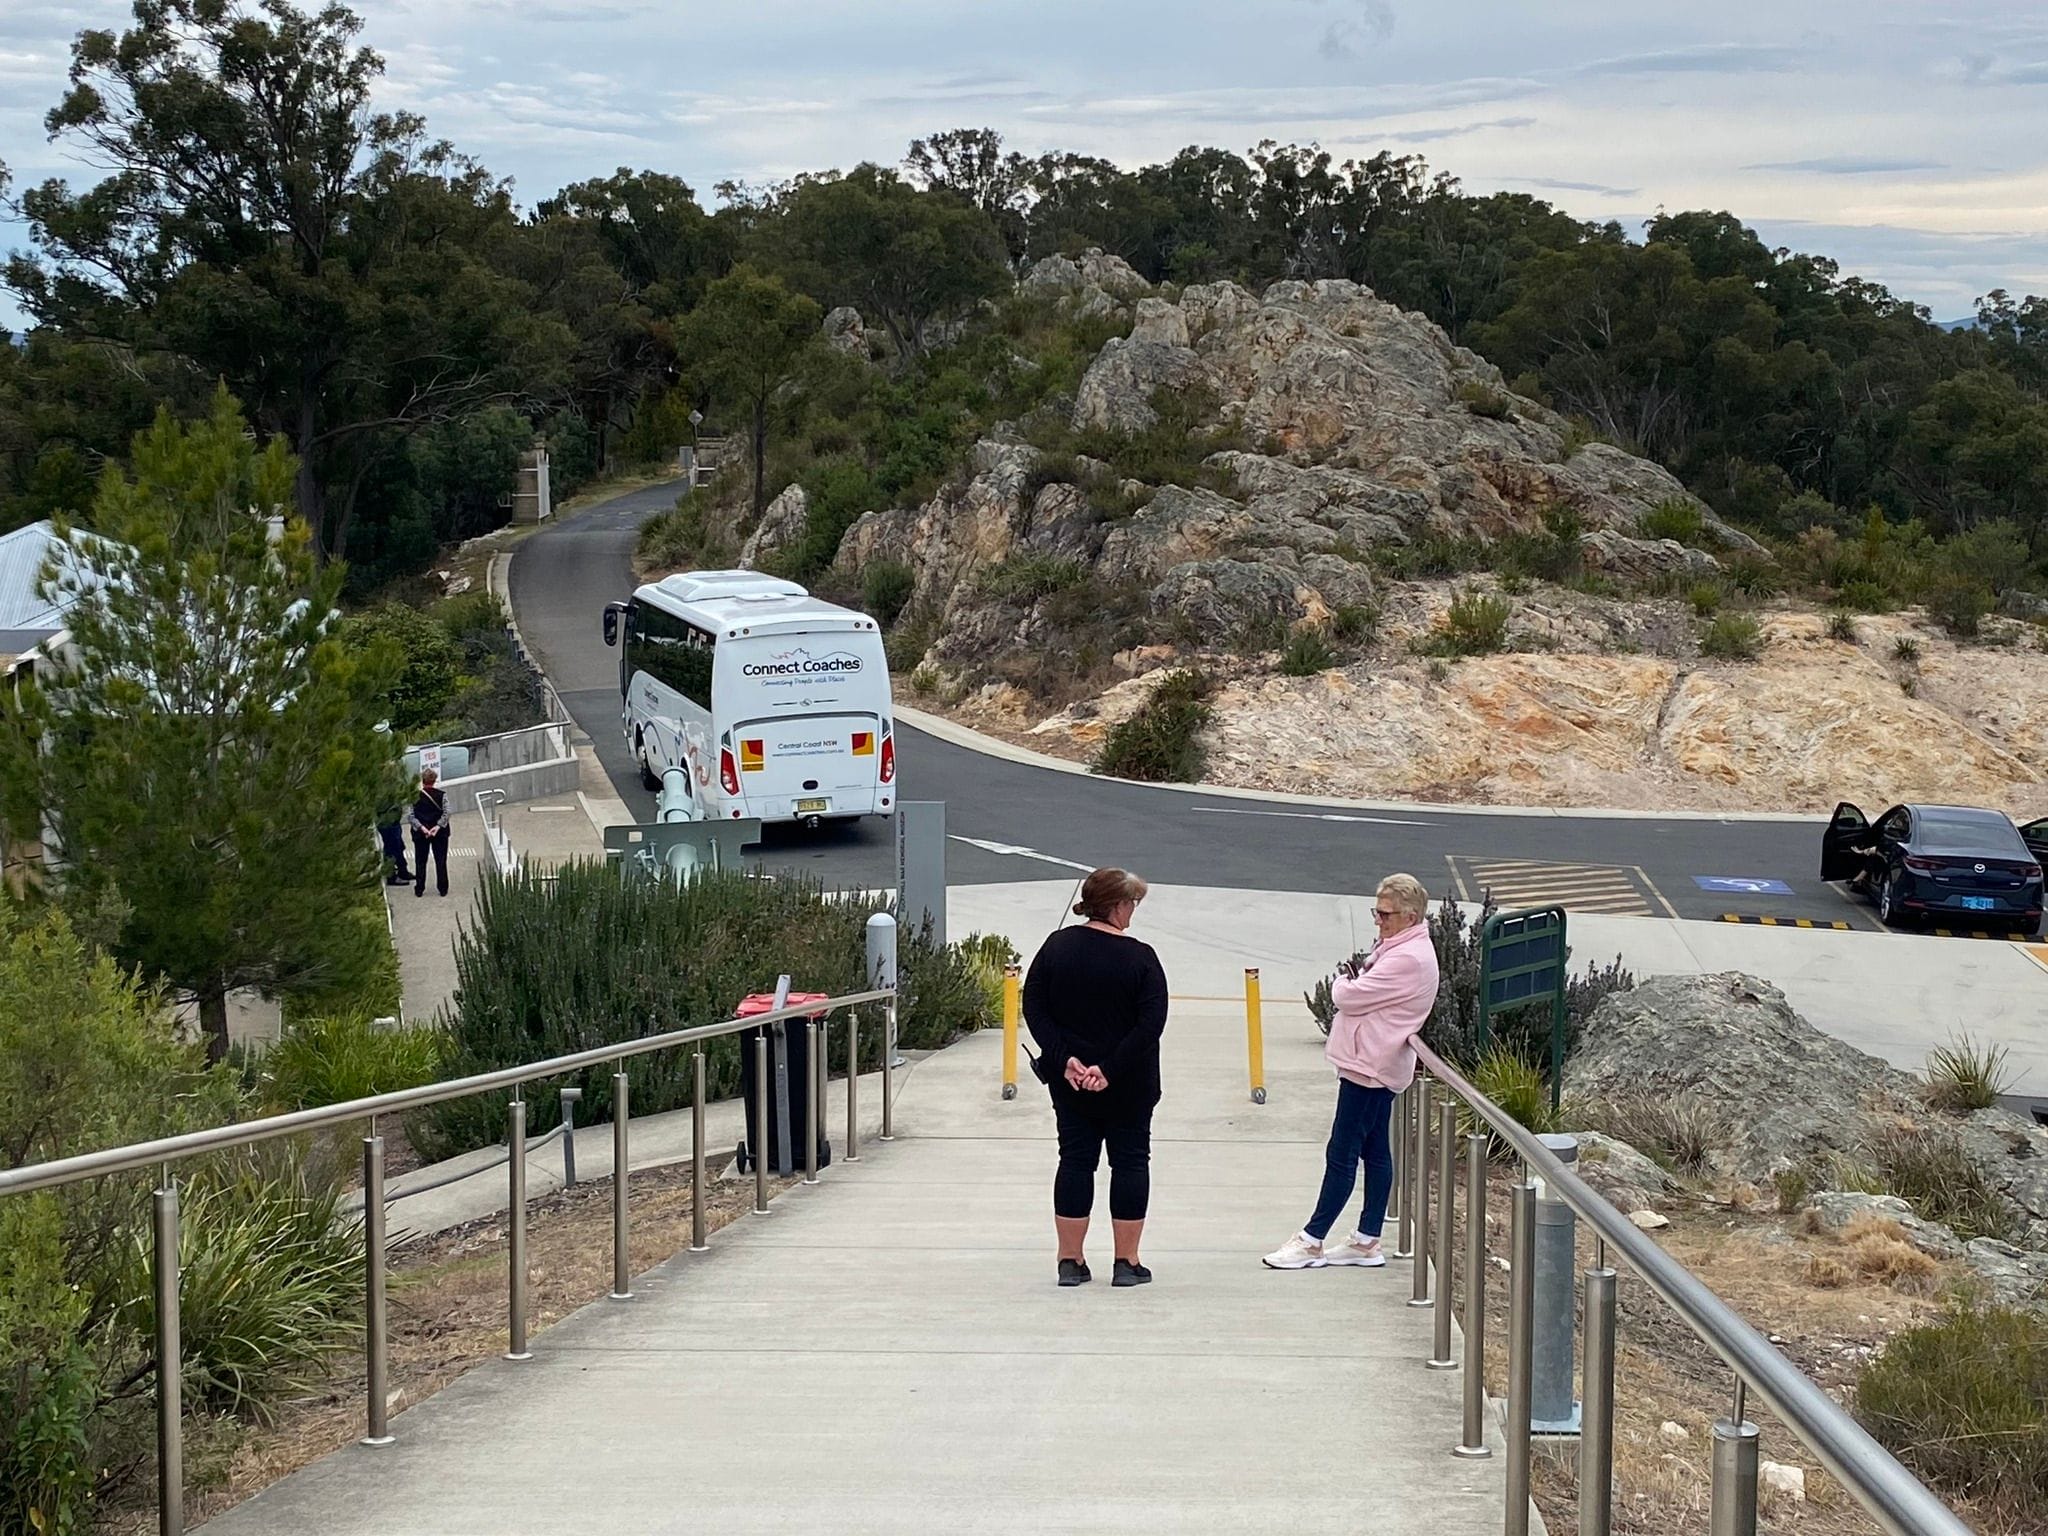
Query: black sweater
1022 925 1170 1114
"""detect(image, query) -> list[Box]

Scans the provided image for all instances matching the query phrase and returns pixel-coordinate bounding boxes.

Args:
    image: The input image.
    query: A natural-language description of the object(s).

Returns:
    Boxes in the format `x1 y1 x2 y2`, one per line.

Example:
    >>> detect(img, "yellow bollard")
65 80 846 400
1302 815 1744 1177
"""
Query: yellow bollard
1245 967 1267 1105
1001 964 1021 1101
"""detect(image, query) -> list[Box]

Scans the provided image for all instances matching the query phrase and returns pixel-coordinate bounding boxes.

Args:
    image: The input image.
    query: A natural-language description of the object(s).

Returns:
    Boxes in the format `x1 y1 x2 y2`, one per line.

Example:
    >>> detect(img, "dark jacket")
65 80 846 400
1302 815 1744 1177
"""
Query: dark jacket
1023 925 1170 1116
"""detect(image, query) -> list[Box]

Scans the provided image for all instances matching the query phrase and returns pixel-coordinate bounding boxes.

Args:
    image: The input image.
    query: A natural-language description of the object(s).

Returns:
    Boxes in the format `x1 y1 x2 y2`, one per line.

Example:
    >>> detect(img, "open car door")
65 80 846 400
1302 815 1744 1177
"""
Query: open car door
1820 801 1869 881
2021 817 2048 865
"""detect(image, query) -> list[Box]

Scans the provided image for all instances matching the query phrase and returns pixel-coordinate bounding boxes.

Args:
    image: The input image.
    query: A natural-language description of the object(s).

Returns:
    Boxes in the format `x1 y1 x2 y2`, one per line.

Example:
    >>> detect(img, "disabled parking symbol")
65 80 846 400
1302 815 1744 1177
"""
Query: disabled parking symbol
1692 876 1794 895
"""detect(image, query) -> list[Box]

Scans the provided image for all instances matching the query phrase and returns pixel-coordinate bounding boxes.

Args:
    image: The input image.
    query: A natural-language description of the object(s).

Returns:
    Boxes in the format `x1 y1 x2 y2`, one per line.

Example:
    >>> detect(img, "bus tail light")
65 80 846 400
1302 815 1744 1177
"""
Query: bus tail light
879 731 896 785
719 746 740 797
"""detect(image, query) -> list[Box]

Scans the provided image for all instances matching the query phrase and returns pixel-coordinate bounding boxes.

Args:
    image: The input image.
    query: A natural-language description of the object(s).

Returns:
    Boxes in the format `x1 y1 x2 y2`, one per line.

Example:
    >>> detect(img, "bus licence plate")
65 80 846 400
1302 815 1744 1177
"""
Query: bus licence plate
797 798 829 814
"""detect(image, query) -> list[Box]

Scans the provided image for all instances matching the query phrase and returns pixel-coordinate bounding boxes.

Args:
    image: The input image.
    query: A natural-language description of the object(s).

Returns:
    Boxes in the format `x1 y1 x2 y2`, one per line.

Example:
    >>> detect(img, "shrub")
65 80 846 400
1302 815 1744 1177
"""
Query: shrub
1455 380 1514 420
262 1013 443 1112
1699 612 1762 660
121 1144 364 1420
1641 498 1705 546
1838 579 1893 613
1773 1166 1810 1213
1557 420 1599 459
1329 603 1379 645
1380 534 1487 579
1803 1252 1852 1288
1464 1047 1559 1156
956 933 1021 1020
1892 635 1922 663
1419 587 1510 657
1574 1093 1727 1176
1093 669 1213 782
980 553 1085 602
1280 626 1337 677
1925 1035 2013 1114
884 612 937 673
339 601 464 736
1826 610 1860 644
419 863 993 1157
1686 579 1724 617
1926 576 1992 638
1864 1122 2023 1243
1838 1216 1941 1295
1723 554 1783 597
861 561 916 628
1857 1304 2048 1511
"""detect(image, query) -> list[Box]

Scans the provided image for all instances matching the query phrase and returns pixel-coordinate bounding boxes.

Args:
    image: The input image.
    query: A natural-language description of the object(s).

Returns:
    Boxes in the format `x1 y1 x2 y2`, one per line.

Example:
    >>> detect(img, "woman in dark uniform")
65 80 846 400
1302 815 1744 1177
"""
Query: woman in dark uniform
1023 868 1169 1288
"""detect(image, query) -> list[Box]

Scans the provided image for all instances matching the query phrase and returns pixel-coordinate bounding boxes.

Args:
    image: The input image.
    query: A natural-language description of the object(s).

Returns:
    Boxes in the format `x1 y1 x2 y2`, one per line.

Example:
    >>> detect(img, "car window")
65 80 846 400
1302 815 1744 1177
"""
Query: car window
1880 808 1911 841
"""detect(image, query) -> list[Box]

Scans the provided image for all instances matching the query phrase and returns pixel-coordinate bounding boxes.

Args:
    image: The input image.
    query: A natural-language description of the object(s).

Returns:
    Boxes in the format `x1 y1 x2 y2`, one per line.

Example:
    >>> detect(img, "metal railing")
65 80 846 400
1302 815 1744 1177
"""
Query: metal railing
0 985 900 1536
1395 1039 1973 1536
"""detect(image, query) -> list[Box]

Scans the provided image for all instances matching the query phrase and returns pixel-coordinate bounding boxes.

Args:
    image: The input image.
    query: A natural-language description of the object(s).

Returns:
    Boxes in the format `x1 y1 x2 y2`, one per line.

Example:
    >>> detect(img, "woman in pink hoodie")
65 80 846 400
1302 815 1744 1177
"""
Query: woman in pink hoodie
1264 873 1441 1269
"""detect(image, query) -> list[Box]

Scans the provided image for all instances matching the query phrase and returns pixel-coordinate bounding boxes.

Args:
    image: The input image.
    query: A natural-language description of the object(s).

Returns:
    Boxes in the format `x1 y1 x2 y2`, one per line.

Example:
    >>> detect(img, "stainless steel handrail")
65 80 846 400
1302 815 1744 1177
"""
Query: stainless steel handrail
2 981 899 1536
0 988 893 1197
1412 1038 1972 1536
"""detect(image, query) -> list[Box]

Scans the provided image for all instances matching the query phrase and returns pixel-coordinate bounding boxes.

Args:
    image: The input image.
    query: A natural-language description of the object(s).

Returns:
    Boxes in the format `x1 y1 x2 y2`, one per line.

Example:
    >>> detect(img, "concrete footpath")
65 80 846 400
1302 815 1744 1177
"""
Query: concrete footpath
204 924 1524 1534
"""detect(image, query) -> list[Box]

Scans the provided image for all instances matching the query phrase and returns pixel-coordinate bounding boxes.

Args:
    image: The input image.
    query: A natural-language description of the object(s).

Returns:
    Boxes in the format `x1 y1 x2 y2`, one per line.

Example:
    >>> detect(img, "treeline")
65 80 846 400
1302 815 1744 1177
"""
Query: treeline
2 0 2045 597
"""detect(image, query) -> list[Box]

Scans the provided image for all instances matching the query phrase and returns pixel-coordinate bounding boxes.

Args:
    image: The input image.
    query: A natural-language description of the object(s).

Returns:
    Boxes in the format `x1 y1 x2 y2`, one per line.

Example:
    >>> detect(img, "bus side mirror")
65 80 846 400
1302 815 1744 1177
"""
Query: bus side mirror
603 606 620 647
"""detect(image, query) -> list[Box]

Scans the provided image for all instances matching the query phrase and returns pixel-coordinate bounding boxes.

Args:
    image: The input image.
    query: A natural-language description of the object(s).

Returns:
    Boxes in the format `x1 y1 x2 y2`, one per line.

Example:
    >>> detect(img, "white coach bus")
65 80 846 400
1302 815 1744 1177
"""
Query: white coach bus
602 571 896 828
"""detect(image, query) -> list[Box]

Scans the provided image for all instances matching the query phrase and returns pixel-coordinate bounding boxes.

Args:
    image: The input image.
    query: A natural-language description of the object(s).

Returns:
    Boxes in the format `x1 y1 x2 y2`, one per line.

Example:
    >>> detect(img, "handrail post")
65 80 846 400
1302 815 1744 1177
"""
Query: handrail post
753 1034 771 1213
506 1097 531 1360
1506 1179 1537 1535
609 1071 631 1300
804 1017 822 1185
690 1051 709 1251
1580 1263 1617 1536
154 1181 184 1536
845 1009 860 1161
1428 1099 1457 1367
1409 1077 1433 1307
1001 963 1020 1100
880 997 897 1141
1392 1087 1412 1256
1454 1132 1492 1459
362 1136 393 1444
1711 1377 1760 1536
1244 967 1266 1104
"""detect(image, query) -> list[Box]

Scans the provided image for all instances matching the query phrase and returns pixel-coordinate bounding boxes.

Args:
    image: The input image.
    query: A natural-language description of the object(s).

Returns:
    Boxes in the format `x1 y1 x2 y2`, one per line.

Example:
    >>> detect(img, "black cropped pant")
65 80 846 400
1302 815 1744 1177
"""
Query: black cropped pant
1052 1100 1154 1221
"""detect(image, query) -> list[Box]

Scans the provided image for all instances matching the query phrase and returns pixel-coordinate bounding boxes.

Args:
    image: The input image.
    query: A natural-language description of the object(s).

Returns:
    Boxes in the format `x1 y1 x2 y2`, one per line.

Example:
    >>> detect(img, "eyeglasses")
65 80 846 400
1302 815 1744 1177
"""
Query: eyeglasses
1372 908 1399 920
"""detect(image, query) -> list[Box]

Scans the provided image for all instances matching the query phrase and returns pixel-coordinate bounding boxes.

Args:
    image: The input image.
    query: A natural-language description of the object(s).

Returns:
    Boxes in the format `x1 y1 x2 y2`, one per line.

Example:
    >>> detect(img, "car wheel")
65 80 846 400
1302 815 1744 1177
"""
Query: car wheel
637 736 661 791
1877 873 1903 928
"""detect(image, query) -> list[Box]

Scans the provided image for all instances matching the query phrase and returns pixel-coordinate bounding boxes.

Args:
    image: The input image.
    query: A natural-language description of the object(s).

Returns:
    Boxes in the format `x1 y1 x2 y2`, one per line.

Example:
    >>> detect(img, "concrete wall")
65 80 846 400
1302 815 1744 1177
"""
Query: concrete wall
437 722 579 813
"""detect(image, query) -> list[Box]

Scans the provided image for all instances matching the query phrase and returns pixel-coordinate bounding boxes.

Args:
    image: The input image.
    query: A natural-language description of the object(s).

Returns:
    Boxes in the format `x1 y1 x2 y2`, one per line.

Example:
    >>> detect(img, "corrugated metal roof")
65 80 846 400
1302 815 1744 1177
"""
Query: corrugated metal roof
0 522 79 638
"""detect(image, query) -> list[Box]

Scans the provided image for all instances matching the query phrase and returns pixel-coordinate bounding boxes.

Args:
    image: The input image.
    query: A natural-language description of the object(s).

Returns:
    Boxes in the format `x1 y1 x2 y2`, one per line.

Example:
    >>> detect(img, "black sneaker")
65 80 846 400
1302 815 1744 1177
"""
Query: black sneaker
1113 1259 1152 1287
1058 1259 1092 1287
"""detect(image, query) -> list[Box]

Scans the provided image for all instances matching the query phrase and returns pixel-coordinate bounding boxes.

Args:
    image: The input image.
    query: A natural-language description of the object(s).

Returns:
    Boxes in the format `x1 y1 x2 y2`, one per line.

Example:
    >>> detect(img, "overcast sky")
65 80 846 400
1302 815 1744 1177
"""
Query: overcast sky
4 0 2047 332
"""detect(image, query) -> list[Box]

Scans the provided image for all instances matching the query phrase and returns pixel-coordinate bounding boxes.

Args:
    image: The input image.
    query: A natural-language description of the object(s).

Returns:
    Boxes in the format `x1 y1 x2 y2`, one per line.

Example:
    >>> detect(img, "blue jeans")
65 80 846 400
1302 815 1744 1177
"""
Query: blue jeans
1305 1079 1396 1242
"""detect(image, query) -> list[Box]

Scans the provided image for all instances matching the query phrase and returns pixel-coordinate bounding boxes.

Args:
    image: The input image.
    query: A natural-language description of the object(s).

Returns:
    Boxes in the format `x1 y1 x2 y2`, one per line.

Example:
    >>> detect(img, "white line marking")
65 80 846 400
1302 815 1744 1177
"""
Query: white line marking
1192 807 1430 827
948 836 1096 873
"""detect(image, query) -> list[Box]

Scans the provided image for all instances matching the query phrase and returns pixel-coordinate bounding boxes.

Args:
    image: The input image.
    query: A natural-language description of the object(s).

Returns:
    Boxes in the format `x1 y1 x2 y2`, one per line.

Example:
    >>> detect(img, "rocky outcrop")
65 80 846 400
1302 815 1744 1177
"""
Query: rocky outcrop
1565 974 1925 1183
739 483 808 570
1578 529 1720 584
822 306 868 359
1805 1191 1965 1259
1576 1131 1673 1216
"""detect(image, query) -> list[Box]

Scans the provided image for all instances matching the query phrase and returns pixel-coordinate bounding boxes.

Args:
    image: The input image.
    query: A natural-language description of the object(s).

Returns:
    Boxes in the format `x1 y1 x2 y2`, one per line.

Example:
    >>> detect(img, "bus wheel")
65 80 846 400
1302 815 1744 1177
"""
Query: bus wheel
637 738 661 791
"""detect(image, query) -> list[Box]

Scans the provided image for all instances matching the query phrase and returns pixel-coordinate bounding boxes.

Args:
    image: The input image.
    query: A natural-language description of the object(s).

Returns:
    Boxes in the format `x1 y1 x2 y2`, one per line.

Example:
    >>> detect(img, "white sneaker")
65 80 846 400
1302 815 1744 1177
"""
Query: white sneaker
1262 1232 1327 1269
1322 1233 1386 1267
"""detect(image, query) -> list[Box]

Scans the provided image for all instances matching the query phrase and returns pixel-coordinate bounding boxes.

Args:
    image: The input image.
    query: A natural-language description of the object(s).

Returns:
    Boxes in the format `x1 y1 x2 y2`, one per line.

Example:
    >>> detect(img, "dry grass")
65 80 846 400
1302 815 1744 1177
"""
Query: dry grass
1448 1163 2012 1535
98 1160 781 1534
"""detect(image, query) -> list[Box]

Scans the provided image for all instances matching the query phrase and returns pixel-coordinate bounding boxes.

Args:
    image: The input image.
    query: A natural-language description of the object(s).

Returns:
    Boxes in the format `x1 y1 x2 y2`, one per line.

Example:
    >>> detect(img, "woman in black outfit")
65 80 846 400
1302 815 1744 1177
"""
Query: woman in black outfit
1023 868 1169 1288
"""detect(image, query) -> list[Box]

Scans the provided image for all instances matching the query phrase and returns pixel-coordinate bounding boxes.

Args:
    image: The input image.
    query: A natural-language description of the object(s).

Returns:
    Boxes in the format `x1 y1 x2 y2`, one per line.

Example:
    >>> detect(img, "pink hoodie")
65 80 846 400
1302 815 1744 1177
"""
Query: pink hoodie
1324 921 1440 1092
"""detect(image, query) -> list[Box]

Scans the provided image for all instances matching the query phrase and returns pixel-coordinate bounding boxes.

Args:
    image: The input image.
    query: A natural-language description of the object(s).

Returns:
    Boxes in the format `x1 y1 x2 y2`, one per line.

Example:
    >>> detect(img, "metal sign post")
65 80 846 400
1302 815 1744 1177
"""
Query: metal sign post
768 975 793 1176
1476 905 1569 1109
895 801 946 950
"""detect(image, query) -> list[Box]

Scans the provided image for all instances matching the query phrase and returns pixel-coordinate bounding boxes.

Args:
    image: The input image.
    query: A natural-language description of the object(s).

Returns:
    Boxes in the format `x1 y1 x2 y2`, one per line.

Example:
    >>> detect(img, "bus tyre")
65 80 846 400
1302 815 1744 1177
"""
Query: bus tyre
637 741 660 792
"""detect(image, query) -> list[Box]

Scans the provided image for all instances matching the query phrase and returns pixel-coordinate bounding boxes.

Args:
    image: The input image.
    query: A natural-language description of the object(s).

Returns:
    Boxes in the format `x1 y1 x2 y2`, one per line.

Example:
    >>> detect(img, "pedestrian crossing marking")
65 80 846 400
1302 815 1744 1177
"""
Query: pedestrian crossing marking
1448 857 1673 919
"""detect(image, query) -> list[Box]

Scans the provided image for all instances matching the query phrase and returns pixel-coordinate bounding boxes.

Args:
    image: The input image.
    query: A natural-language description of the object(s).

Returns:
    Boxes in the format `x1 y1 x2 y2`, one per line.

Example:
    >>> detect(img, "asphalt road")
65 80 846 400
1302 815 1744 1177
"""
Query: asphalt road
511 482 1885 928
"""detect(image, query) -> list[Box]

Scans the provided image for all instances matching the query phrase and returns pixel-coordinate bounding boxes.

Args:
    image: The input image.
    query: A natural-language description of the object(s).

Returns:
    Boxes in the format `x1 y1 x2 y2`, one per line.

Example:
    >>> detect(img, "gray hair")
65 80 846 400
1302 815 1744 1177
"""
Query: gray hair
1377 872 1428 920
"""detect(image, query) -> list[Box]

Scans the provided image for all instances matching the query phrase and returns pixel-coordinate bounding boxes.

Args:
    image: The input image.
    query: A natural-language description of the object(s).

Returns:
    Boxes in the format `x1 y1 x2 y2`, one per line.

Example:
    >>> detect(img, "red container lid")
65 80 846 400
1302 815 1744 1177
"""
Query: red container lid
736 991 831 1019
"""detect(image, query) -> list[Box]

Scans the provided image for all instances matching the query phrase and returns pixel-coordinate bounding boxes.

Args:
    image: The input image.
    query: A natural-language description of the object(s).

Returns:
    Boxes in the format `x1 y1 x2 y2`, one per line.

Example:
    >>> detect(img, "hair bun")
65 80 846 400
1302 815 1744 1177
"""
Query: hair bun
1071 900 1088 916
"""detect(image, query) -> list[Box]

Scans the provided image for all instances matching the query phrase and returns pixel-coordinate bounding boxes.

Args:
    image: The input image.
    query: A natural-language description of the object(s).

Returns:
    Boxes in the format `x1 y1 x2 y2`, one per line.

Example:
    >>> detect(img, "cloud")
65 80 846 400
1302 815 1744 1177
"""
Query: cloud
1380 114 1536 144
1579 42 1806 76
1505 176 1641 198
1318 1 1396 62
1745 155 1949 175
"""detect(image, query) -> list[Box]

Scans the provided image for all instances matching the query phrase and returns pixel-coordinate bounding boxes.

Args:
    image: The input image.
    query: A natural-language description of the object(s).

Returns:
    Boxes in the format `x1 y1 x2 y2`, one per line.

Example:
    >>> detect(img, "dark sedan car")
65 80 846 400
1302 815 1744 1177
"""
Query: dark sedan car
1822 802 2048 934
